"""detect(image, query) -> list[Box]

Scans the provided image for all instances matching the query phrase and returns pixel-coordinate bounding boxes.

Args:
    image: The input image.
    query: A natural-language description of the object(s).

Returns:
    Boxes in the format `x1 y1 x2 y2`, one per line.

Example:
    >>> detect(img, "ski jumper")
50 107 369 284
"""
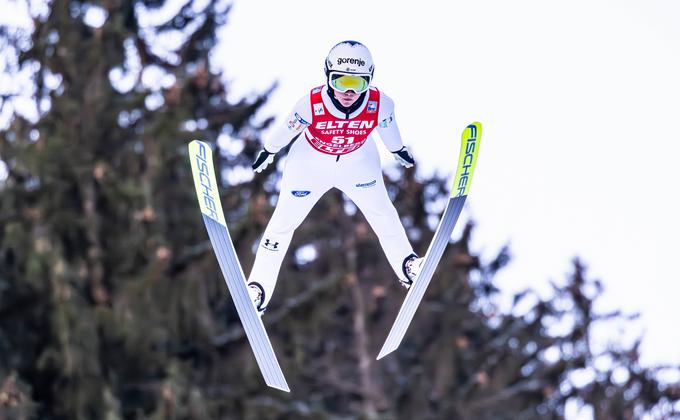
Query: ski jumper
248 85 414 308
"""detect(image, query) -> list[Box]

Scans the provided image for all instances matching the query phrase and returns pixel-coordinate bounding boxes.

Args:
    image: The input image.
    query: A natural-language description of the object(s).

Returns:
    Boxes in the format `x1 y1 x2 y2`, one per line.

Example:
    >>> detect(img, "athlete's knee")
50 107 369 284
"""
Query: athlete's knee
365 207 402 229
265 212 303 237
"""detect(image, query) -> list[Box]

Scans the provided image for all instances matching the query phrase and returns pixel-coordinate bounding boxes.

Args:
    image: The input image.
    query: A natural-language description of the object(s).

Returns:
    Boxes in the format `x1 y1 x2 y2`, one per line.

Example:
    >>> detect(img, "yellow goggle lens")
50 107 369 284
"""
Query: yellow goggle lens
331 74 369 93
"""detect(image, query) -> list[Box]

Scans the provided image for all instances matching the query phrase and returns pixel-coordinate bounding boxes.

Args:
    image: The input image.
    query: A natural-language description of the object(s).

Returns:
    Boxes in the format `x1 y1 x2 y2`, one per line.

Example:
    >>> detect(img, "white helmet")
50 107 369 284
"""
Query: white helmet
324 41 374 91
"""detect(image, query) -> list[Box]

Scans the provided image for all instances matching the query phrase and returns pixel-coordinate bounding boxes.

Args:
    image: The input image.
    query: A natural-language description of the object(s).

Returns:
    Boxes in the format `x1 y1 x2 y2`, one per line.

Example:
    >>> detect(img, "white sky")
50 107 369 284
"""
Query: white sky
216 0 680 369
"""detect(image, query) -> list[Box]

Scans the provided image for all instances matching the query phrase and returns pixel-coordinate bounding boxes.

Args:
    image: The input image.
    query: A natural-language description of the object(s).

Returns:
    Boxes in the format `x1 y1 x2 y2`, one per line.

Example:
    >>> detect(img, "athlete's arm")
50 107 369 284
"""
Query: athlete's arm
263 96 312 153
377 92 414 168
252 95 312 173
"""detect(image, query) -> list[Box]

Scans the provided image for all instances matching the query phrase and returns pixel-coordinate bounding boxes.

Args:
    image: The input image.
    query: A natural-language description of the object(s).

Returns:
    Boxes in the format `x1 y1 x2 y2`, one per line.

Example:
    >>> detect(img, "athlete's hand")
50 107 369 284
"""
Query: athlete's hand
252 149 275 173
392 146 414 168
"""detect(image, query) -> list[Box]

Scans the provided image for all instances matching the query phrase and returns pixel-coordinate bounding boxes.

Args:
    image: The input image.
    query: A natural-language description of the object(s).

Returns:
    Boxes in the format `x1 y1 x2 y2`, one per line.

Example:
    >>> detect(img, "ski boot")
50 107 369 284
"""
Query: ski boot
400 254 424 290
247 281 266 316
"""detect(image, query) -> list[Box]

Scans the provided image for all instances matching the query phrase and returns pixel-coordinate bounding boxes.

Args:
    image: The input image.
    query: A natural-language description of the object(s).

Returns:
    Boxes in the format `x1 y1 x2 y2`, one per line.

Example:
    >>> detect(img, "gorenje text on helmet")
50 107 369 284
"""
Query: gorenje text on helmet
337 57 366 67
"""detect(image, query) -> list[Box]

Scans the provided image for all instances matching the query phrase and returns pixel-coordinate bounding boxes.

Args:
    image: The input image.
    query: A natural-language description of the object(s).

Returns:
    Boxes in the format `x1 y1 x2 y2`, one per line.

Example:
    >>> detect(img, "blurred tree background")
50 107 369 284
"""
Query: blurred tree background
0 1 678 419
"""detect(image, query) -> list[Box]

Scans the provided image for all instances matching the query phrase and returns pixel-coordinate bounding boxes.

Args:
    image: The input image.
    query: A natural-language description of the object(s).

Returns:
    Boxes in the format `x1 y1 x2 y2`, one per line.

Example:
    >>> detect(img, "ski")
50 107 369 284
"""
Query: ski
188 140 290 392
377 122 482 360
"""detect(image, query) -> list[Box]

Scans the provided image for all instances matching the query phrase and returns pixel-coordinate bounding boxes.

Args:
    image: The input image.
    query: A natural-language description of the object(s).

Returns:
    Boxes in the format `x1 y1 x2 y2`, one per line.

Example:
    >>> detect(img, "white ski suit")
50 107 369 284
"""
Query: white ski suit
248 85 414 308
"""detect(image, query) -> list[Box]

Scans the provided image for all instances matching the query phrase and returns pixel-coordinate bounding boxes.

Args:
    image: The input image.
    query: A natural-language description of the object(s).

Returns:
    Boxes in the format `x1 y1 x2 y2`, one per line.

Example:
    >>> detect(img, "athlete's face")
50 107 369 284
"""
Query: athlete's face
334 89 360 107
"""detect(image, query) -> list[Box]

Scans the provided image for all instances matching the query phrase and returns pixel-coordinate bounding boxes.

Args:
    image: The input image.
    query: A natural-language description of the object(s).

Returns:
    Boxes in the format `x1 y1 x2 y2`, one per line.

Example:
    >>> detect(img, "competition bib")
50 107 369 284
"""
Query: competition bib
304 86 380 155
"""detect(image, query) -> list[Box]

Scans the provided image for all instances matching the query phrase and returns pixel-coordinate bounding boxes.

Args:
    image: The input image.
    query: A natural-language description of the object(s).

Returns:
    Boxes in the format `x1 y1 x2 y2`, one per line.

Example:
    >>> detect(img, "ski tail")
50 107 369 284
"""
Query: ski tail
188 140 290 392
377 122 482 360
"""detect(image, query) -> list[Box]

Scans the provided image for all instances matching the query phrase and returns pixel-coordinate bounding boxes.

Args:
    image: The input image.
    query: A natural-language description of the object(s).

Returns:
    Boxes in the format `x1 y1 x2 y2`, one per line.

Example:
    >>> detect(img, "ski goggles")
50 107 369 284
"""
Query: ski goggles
329 72 371 93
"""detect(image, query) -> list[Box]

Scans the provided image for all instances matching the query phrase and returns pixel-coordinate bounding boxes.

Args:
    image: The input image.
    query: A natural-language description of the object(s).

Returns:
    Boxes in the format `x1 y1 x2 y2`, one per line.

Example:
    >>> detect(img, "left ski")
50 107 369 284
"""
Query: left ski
188 140 290 392
377 122 482 360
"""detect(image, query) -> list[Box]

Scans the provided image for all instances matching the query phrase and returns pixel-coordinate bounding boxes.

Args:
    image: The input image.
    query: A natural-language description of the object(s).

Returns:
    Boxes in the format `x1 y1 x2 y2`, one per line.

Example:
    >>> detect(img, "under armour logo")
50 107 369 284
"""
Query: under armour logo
263 239 279 251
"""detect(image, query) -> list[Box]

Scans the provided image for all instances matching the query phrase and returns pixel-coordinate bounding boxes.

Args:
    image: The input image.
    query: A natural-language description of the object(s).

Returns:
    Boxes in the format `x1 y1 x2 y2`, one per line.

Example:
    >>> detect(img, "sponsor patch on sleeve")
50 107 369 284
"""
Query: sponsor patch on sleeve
287 112 309 132
379 112 394 128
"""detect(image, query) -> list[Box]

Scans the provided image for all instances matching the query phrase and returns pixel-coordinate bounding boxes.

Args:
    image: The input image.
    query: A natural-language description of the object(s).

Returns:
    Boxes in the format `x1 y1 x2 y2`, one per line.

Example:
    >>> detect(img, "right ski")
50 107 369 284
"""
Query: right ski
188 140 290 392
377 122 482 360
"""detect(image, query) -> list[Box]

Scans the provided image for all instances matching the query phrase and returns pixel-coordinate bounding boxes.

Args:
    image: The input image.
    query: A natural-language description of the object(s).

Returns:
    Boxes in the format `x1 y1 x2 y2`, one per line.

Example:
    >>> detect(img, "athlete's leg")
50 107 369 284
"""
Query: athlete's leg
248 140 332 309
337 141 415 283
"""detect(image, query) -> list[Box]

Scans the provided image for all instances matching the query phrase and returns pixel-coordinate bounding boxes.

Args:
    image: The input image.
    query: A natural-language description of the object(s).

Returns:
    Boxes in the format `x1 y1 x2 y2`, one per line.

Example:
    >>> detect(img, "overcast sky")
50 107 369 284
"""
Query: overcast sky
215 0 680 371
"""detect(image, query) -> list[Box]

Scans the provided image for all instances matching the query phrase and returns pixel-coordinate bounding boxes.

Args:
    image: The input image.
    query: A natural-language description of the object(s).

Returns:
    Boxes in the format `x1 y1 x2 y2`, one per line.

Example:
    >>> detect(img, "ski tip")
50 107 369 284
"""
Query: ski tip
188 139 210 155
451 122 482 198
188 140 227 227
